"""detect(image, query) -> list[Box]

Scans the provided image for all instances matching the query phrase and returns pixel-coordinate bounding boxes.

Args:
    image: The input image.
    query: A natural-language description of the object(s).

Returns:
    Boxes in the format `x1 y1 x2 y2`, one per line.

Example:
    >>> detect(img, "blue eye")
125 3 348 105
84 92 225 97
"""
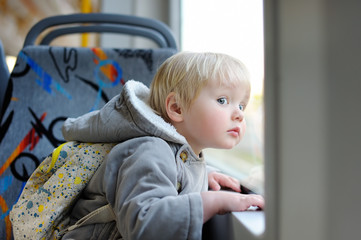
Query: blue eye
217 97 228 105
239 105 244 111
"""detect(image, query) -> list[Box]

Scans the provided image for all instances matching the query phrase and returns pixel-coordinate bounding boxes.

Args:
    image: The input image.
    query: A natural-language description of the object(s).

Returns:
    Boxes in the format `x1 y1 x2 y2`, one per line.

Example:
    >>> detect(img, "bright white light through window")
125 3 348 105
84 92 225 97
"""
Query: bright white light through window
181 0 264 193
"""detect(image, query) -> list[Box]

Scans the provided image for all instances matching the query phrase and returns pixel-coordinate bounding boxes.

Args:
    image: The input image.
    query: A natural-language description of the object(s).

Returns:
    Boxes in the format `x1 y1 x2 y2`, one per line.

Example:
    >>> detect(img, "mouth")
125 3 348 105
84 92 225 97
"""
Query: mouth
227 127 241 137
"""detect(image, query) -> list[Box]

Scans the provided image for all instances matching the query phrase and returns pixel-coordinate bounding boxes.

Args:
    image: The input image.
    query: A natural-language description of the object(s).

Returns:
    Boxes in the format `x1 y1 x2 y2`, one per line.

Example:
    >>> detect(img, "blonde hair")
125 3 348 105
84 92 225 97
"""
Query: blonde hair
148 52 250 122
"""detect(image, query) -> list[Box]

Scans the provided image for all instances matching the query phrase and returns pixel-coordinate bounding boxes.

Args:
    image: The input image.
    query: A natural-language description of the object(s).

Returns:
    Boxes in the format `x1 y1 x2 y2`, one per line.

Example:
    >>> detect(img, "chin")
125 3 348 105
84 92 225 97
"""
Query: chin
220 143 237 150
211 141 239 150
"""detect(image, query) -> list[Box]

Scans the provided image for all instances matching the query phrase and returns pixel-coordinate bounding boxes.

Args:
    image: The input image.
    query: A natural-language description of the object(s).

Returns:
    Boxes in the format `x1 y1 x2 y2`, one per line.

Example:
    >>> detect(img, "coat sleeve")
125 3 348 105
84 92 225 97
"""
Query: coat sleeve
103 137 204 240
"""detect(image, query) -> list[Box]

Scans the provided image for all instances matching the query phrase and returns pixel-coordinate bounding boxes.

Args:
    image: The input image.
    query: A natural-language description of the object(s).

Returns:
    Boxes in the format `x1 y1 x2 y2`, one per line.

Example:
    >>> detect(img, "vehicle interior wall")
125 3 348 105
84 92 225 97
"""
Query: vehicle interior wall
263 0 361 240
101 0 180 49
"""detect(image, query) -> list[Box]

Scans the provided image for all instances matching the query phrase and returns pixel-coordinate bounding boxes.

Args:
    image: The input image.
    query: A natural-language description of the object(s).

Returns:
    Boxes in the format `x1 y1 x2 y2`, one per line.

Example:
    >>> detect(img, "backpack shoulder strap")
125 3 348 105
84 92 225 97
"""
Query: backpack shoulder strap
60 203 116 235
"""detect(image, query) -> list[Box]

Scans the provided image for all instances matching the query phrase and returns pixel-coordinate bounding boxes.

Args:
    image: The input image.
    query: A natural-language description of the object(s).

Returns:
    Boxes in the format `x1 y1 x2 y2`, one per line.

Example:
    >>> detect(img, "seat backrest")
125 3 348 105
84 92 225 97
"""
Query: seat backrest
0 13 177 239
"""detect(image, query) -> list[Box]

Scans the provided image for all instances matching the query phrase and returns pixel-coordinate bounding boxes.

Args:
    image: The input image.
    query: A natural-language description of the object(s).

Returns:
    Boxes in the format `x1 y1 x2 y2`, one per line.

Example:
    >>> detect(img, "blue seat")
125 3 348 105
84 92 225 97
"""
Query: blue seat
0 13 177 239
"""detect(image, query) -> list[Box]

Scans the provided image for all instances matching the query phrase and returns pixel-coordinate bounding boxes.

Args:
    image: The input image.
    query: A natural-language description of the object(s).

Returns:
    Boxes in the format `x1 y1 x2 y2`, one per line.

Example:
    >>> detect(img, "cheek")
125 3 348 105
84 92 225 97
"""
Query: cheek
196 113 217 134
240 120 247 138
193 109 222 135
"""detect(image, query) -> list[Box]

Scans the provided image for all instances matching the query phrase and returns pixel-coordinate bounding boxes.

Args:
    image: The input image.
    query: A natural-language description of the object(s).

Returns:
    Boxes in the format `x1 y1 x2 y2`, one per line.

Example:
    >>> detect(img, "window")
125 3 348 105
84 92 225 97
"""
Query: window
181 0 264 194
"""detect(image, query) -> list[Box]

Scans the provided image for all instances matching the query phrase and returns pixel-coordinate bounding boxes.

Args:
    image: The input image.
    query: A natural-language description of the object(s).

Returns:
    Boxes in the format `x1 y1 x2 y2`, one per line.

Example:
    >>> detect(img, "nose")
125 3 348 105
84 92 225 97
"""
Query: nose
232 106 244 122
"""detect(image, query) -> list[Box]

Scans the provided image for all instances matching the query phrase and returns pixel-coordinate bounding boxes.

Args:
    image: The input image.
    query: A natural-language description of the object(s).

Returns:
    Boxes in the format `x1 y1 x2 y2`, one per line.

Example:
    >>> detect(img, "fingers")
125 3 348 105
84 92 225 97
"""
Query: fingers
218 175 241 192
240 194 265 210
202 191 265 219
208 172 241 192
225 177 241 192
208 178 221 191
217 191 265 213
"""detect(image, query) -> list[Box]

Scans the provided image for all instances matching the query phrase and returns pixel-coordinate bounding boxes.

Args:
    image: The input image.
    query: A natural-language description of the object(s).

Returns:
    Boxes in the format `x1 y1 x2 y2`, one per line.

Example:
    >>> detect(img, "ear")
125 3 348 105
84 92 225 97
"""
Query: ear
165 92 184 123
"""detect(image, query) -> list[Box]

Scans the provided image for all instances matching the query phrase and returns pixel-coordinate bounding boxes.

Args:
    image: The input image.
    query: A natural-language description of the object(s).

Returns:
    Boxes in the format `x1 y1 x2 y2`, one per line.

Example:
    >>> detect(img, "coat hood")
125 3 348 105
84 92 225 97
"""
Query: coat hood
62 80 187 145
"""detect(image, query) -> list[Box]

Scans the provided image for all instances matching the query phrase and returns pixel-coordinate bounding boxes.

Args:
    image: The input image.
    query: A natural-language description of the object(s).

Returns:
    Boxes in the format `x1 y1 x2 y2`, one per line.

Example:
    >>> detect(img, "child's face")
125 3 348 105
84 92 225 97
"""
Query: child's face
177 79 250 155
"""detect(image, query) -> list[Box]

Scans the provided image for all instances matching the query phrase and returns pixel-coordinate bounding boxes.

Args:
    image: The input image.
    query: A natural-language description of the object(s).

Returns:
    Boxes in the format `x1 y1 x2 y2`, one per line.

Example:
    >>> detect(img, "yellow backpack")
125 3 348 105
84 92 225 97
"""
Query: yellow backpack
9 141 115 240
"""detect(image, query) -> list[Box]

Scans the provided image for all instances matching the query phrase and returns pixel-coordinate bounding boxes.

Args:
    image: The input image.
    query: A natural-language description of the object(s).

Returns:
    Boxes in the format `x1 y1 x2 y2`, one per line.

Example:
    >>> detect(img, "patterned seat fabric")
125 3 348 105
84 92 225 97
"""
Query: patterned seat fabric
0 45 176 239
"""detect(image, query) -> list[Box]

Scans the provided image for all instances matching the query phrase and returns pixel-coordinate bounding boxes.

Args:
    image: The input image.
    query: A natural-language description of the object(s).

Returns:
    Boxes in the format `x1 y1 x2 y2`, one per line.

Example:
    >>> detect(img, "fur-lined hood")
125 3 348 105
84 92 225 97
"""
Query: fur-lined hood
62 80 187 145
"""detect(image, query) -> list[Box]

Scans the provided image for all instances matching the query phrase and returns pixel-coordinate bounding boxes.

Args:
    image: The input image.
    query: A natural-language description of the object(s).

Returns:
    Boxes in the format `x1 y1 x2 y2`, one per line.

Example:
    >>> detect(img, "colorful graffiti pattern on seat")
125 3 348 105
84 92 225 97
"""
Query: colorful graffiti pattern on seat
0 45 175 239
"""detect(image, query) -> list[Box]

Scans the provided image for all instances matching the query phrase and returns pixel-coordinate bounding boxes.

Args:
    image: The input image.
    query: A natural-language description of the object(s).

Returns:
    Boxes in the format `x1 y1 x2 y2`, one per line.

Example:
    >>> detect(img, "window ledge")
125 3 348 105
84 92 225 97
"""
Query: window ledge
232 209 265 237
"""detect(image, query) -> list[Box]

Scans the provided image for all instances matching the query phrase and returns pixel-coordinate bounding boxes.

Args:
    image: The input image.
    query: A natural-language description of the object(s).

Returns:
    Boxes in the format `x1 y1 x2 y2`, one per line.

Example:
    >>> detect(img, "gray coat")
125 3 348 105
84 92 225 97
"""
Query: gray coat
61 80 207 240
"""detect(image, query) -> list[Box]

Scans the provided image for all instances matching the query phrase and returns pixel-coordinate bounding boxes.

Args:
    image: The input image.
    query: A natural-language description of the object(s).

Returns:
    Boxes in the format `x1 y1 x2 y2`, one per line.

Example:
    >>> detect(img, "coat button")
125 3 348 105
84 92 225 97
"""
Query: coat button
180 151 188 162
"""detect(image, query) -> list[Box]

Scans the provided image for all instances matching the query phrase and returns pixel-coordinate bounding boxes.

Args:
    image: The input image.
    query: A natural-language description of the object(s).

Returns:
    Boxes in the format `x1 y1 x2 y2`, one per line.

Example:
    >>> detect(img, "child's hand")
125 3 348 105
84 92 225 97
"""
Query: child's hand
201 191 265 222
208 171 241 192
